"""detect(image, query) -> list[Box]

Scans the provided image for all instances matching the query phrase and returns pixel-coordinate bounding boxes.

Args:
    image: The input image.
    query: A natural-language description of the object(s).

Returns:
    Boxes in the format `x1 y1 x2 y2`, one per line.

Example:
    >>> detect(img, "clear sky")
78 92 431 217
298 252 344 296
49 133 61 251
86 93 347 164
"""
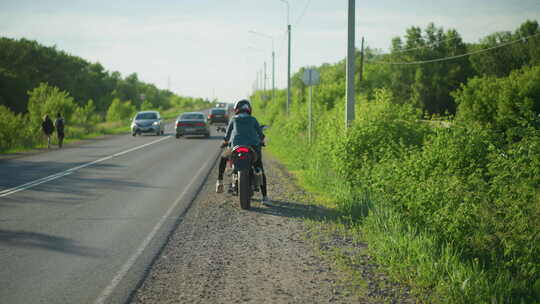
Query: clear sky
1 0 539 102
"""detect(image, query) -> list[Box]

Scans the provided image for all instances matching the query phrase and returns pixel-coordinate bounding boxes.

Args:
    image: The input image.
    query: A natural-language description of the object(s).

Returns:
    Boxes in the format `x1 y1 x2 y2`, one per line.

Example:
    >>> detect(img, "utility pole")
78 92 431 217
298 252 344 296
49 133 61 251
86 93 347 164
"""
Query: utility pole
359 36 365 83
272 50 275 103
264 61 267 92
302 68 320 145
345 0 356 128
257 70 261 91
280 0 291 116
287 23 291 115
308 83 313 143
259 69 262 91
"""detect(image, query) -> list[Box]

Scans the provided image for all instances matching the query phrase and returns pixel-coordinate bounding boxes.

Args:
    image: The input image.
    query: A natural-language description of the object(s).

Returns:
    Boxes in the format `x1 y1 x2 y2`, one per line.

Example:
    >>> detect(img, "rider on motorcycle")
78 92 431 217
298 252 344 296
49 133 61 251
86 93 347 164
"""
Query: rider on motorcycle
216 99 268 204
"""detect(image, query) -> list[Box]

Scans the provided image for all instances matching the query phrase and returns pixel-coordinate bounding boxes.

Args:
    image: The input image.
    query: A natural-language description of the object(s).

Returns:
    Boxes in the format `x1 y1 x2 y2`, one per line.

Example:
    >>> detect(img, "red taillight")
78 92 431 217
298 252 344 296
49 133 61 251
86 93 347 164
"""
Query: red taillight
208 114 214 118
177 122 191 127
235 147 250 153
195 122 205 127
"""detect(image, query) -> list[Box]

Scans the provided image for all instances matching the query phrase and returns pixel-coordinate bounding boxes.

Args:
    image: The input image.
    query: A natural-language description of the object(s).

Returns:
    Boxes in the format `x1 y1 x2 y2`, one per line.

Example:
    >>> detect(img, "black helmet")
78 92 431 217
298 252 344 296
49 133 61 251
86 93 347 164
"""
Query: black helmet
234 99 252 114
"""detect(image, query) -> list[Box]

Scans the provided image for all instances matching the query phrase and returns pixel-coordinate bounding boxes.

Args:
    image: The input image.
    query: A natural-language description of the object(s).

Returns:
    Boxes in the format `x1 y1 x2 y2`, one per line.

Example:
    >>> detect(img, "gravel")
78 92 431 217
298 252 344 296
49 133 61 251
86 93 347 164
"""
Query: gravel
130 155 417 303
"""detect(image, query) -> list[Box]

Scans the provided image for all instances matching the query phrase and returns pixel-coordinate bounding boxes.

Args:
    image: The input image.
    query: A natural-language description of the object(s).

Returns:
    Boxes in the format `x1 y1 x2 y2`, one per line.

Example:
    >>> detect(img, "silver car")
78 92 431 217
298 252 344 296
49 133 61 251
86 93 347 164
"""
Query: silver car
131 111 164 136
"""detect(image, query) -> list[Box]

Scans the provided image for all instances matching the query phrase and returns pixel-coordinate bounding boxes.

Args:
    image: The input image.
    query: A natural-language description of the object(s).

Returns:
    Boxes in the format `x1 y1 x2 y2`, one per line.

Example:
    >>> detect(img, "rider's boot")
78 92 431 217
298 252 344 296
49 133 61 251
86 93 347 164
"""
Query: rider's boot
216 180 224 193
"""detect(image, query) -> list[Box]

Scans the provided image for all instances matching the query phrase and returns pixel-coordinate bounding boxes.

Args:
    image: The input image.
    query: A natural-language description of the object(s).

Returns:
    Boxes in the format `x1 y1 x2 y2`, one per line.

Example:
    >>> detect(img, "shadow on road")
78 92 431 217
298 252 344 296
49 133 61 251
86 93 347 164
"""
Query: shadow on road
0 229 106 257
0 160 121 189
1 174 162 207
175 135 222 140
249 199 340 222
0 160 162 208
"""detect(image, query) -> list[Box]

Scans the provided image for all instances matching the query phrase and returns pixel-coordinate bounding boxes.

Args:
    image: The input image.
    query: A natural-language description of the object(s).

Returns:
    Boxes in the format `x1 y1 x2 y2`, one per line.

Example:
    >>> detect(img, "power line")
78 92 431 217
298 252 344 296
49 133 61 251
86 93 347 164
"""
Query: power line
294 0 312 26
366 32 540 65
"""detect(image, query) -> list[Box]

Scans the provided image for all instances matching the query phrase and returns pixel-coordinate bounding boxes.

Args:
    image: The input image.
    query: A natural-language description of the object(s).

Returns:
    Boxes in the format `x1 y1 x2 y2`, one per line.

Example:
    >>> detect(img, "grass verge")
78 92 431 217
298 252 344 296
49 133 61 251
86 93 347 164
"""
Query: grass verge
267 148 418 303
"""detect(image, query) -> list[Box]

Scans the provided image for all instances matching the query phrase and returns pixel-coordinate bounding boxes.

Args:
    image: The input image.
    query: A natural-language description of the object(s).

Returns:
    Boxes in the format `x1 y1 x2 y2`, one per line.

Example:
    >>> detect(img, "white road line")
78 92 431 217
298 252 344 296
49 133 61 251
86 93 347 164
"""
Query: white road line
0 136 171 198
93 153 216 304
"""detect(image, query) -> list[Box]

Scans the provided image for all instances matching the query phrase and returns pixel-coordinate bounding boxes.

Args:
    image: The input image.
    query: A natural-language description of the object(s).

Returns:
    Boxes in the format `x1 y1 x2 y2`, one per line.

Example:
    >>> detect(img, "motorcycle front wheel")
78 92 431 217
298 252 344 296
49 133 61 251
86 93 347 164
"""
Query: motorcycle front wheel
238 170 251 210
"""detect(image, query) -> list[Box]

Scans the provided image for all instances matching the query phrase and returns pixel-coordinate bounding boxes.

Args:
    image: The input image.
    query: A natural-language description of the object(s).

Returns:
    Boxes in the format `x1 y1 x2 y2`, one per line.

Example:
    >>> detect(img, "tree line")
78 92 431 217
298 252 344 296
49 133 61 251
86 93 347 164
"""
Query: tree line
0 37 212 151
264 19 539 118
0 37 176 113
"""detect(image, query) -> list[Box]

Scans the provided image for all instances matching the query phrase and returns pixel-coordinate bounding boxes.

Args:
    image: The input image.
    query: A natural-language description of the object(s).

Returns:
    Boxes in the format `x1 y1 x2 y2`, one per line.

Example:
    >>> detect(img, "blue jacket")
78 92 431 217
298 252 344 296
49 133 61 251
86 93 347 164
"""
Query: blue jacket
224 113 264 147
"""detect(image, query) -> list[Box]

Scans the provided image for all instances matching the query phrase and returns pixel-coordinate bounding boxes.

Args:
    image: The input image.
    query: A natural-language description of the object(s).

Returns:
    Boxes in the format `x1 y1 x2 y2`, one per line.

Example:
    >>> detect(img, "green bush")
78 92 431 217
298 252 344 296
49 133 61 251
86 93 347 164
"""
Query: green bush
0 105 31 151
454 65 540 141
485 132 540 293
371 127 493 237
332 89 429 185
106 98 136 122
140 99 153 111
254 80 539 302
27 83 76 130
367 125 540 302
71 99 100 132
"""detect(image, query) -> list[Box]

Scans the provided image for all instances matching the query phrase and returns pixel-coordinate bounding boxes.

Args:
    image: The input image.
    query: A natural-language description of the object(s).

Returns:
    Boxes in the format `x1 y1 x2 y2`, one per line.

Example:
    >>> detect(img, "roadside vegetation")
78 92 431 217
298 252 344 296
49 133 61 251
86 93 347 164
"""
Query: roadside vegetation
252 20 540 303
0 37 213 152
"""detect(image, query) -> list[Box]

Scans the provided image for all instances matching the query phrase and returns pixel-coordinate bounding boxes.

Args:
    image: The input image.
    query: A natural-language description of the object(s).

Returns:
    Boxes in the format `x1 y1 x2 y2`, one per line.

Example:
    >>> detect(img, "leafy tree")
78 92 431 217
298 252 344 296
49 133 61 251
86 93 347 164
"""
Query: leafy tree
0 37 177 115
469 20 540 78
385 23 471 115
453 65 540 141
27 83 76 130
140 99 153 111
106 98 136 122
0 105 29 151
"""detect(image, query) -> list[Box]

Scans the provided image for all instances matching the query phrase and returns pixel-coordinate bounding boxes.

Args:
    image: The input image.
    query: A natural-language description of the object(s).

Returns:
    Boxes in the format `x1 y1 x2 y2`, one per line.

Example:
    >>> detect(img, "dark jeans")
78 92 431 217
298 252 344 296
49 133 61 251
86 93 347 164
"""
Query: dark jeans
57 132 64 148
218 146 267 197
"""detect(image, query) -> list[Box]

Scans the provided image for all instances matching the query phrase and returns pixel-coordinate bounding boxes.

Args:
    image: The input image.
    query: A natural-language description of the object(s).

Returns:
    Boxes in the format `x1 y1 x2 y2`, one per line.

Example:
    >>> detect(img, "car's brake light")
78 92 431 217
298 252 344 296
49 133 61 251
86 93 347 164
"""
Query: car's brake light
195 122 205 127
177 122 191 127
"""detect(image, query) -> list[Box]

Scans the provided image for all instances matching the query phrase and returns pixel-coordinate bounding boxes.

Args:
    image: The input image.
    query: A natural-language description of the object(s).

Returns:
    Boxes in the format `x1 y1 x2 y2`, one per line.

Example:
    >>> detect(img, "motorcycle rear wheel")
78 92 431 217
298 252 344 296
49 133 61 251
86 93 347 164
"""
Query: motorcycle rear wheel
238 170 251 210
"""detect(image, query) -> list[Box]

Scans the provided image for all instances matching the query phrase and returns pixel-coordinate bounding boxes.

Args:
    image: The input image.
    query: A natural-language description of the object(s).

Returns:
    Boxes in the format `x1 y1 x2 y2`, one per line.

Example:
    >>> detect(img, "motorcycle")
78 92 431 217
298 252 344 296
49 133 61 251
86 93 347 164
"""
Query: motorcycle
227 125 267 210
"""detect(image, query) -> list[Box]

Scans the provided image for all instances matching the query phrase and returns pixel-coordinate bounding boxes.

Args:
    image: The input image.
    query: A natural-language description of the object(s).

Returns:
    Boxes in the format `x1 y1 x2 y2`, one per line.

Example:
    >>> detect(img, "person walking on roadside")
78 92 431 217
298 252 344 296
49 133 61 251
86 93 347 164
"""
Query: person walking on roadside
41 115 55 149
54 112 65 148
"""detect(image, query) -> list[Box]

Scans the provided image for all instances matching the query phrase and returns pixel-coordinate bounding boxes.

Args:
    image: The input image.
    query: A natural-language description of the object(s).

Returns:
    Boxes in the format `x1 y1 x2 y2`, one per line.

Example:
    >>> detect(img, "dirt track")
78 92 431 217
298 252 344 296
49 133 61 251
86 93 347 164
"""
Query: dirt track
130 155 415 303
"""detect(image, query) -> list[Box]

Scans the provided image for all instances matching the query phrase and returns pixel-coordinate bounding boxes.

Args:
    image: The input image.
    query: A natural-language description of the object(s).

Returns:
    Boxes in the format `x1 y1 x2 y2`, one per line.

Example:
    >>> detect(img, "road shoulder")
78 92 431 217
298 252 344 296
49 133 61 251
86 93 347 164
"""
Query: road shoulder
130 154 415 303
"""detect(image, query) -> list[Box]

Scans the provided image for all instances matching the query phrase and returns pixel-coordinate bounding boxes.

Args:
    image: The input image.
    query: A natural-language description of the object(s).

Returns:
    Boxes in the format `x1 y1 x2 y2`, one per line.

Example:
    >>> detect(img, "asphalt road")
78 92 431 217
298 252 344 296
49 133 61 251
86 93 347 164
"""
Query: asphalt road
0 122 223 304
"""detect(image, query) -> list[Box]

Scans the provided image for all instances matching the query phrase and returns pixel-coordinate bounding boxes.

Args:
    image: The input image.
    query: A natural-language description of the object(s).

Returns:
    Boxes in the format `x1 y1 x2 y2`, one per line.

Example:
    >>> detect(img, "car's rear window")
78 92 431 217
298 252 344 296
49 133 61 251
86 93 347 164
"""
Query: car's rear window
181 114 204 120
135 112 158 120
211 109 226 114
